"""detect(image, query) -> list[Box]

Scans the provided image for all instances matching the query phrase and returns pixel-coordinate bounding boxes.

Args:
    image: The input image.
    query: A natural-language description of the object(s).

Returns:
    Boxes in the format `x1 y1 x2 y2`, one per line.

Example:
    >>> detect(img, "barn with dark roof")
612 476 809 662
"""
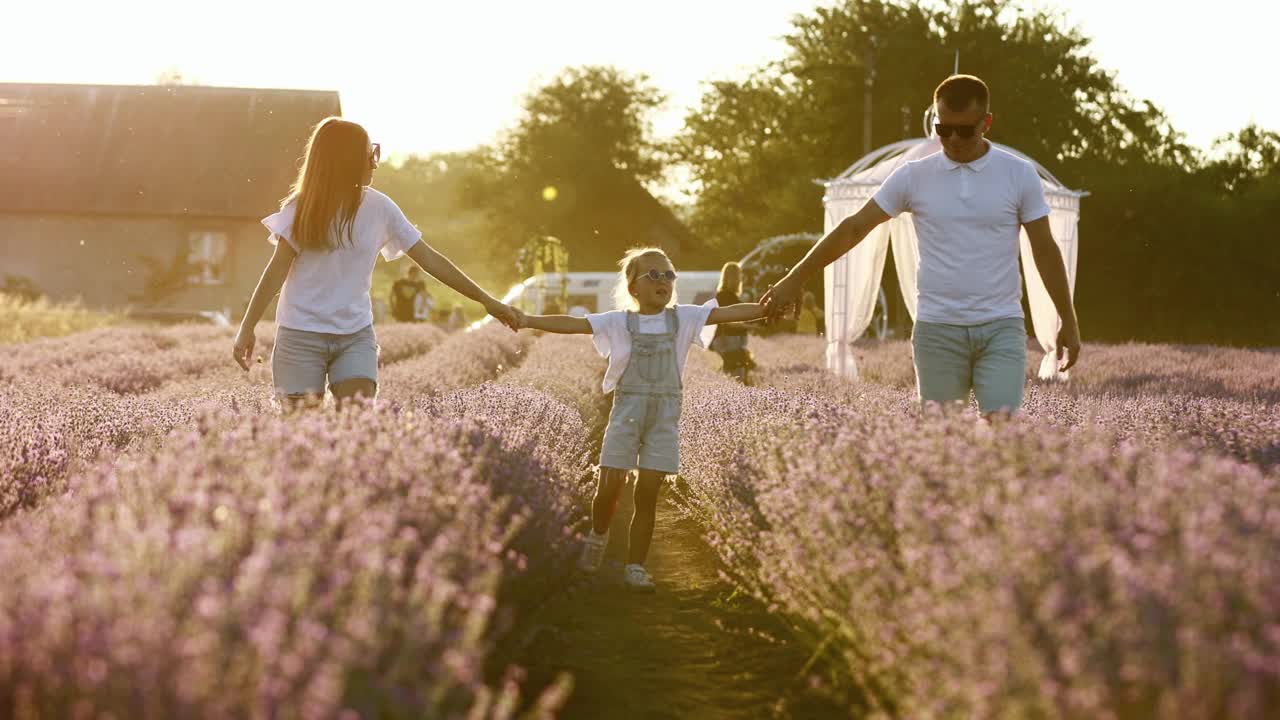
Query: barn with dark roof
0 82 341 317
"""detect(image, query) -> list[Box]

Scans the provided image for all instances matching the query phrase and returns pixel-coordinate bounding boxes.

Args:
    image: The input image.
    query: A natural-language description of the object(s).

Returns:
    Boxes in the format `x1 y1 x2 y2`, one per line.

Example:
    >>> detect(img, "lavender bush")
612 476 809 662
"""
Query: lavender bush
0 330 610 718
0 403 577 718
1 324 469 519
0 322 446 395
759 336 1280 406
680 345 1280 718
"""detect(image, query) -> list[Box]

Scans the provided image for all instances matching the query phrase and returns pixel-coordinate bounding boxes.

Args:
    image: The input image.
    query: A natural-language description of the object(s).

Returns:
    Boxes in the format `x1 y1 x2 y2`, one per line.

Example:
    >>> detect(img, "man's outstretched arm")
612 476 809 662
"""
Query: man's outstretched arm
761 199 890 320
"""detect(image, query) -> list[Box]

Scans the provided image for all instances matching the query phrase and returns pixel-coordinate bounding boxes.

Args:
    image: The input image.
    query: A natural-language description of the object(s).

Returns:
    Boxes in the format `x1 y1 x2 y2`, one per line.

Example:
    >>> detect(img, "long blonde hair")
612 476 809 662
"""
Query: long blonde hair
613 247 675 311
283 117 369 251
717 261 742 295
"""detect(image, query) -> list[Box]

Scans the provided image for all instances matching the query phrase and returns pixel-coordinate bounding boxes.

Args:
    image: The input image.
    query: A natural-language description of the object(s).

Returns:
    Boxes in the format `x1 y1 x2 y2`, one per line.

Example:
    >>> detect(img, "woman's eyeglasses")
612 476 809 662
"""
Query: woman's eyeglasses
370 143 381 167
638 270 677 283
933 121 983 139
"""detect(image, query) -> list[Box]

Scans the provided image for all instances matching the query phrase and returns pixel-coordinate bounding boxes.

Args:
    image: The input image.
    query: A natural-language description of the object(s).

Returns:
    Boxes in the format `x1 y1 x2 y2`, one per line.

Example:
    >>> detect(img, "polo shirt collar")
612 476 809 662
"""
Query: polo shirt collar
941 141 994 172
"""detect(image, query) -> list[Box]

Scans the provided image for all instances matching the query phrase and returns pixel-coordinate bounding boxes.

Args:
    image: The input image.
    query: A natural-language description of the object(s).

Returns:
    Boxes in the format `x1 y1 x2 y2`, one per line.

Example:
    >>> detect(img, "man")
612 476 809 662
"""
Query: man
763 74 1081 417
389 265 427 323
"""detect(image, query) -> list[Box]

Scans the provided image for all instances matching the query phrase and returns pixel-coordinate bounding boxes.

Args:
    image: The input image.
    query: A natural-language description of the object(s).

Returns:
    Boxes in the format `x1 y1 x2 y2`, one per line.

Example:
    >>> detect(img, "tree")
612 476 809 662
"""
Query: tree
675 0 1191 255
470 66 701 271
1205 123 1280 192
367 151 512 311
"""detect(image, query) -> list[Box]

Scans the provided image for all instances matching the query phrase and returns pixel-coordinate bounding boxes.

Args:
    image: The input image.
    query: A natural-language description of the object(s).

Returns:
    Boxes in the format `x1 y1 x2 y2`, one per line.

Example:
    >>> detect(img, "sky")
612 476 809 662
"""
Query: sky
4 0 1277 162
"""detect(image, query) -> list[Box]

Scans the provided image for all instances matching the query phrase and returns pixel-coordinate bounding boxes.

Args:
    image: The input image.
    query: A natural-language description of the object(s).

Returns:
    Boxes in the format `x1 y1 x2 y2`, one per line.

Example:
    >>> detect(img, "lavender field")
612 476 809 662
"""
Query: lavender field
1 325 1278 719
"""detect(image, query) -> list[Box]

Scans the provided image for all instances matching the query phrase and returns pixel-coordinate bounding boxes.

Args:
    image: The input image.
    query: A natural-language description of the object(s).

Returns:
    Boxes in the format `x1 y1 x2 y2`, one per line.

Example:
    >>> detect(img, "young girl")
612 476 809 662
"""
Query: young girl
232 117 518 407
516 247 764 592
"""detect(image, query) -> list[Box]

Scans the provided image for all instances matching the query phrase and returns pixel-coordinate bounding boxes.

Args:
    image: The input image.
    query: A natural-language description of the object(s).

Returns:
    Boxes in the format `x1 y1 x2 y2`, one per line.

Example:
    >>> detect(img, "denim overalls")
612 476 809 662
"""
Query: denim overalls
598 308 683 474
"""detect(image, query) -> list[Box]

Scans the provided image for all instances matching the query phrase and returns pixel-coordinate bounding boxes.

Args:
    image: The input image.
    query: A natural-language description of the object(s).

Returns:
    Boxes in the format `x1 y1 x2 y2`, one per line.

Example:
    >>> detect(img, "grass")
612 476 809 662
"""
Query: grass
0 294 120 345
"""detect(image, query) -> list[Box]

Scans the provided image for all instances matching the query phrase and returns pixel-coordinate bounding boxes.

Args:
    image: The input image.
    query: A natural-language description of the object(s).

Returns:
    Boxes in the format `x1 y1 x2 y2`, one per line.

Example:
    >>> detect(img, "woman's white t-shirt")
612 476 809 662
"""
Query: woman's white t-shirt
263 187 422 334
586 301 716 393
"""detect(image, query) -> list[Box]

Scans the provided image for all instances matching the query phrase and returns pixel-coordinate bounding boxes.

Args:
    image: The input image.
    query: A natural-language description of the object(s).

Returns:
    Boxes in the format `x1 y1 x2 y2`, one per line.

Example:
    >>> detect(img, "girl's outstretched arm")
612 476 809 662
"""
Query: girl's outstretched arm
521 314 592 334
233 238 296 370
707 302 765 325
406 241 519 330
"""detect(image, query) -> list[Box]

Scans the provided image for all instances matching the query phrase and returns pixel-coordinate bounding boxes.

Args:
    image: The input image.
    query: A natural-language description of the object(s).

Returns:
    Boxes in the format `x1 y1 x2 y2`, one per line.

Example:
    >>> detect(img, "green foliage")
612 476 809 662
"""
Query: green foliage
0 293 120 344
468 66 703 271
677 0 1192 255
675 0 1277 345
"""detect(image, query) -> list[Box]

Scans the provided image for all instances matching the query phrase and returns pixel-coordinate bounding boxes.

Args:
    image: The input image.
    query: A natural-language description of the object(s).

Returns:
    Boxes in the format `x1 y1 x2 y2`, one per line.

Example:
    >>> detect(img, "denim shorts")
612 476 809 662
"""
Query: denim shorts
271 324 379 398
911 317 1026 414
599 391 682 475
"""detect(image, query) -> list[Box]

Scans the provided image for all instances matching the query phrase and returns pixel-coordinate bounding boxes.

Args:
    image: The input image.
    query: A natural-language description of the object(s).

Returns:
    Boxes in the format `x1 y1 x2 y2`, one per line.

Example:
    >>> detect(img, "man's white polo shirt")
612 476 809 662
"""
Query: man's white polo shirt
872 142 1051 326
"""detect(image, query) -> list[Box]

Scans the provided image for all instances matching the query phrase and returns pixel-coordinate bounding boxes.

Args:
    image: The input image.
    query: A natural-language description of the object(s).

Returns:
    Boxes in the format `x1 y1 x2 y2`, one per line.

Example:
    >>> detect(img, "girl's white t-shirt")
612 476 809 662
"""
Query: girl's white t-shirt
586 301 717 393
263 187 421 334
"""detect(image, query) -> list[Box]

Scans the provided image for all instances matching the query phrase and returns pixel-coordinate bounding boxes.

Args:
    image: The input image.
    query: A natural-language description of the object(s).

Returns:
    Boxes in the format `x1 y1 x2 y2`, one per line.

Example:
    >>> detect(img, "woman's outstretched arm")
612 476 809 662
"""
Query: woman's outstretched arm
406 241 519 330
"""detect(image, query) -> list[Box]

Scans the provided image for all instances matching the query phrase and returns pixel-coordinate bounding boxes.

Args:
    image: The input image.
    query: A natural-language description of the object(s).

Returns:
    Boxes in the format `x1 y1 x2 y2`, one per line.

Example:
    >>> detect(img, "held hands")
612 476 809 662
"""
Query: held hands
232 329 255 371
759 275 802 325
484 298 523 332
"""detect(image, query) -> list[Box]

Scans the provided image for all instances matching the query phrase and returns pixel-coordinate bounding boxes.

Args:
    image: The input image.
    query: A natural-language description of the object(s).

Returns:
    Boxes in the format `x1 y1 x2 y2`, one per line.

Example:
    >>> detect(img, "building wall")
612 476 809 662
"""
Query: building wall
0 213 273 316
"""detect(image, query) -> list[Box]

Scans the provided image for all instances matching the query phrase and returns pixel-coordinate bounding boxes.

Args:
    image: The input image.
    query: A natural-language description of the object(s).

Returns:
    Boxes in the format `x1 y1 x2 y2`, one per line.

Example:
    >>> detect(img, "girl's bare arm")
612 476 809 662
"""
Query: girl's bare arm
233 238 296 370
522 314 592 334
706 302 765 325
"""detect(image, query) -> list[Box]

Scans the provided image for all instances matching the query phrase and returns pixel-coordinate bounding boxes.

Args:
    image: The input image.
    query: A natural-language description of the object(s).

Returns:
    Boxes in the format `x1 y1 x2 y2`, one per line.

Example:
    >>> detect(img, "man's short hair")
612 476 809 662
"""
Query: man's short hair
934 74 990 113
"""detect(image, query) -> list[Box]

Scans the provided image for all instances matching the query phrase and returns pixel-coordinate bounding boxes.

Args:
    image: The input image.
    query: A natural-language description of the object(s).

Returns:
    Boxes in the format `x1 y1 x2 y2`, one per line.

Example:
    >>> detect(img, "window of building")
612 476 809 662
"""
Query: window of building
186 231 228 285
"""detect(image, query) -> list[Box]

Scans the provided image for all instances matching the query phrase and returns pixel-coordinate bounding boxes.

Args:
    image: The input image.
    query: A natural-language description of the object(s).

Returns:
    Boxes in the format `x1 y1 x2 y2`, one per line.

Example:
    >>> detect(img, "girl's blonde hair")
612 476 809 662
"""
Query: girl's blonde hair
283 117 370 251
613 247 675 311
717 261 742 296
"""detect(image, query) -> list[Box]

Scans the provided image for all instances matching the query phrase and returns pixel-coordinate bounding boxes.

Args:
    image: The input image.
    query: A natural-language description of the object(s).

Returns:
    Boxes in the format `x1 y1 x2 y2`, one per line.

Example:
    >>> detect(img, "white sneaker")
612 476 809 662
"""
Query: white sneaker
577 530 608 573
623 563 656 592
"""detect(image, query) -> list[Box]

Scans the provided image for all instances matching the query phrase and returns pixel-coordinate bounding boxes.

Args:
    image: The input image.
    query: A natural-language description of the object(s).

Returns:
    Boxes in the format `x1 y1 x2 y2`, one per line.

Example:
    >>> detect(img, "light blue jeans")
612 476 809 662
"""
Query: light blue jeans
271 324 379 398
911 317 1027 414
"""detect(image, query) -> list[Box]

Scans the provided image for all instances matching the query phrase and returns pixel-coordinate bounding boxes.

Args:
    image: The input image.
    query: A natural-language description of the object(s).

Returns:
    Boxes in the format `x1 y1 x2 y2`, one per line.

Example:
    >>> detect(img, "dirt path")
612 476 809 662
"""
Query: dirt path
515 481 845 720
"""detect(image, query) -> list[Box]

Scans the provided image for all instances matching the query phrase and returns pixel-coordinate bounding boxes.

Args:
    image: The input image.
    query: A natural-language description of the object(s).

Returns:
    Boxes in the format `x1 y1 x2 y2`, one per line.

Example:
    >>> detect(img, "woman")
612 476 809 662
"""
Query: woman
232 117 517 409
708 261 755 383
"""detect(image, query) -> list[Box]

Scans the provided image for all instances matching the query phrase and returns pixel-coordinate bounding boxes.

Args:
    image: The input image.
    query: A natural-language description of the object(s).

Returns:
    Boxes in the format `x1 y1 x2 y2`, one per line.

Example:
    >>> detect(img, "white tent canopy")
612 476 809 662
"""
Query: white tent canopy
821 137 1086 381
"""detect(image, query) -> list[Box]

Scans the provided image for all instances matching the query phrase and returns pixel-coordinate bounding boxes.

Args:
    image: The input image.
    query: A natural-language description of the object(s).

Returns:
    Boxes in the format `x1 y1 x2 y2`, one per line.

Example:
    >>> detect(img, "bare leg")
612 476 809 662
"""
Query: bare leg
330 378 377 411
627 469 666 565
593 467 629 535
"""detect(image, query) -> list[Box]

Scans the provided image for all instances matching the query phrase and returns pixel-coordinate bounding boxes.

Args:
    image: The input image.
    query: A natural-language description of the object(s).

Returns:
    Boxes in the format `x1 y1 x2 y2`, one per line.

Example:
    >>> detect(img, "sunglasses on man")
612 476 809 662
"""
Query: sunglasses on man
638 270 677 283
933 120 985 139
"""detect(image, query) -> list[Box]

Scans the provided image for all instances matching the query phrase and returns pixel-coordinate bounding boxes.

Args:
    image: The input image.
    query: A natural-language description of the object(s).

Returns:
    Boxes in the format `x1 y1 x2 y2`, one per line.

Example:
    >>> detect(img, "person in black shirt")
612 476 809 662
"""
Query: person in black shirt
389 265 427 322
709 261 755 382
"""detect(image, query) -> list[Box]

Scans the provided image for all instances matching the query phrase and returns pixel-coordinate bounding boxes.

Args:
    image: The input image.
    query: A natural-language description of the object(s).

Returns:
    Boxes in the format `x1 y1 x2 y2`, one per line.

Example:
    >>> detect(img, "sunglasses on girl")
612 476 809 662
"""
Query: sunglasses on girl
933 120 984 139
638 270 677 283
370 143 381 167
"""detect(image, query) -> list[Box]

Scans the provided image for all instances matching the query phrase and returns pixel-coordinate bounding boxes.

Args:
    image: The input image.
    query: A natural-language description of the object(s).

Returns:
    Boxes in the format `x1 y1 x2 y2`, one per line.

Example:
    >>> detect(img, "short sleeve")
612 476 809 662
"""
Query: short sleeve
586 311 626 358
379 195 424 262
872 163 912 217
677 300 716 352
696 298 721 349
1017 162 1051 224
262 204 300 252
